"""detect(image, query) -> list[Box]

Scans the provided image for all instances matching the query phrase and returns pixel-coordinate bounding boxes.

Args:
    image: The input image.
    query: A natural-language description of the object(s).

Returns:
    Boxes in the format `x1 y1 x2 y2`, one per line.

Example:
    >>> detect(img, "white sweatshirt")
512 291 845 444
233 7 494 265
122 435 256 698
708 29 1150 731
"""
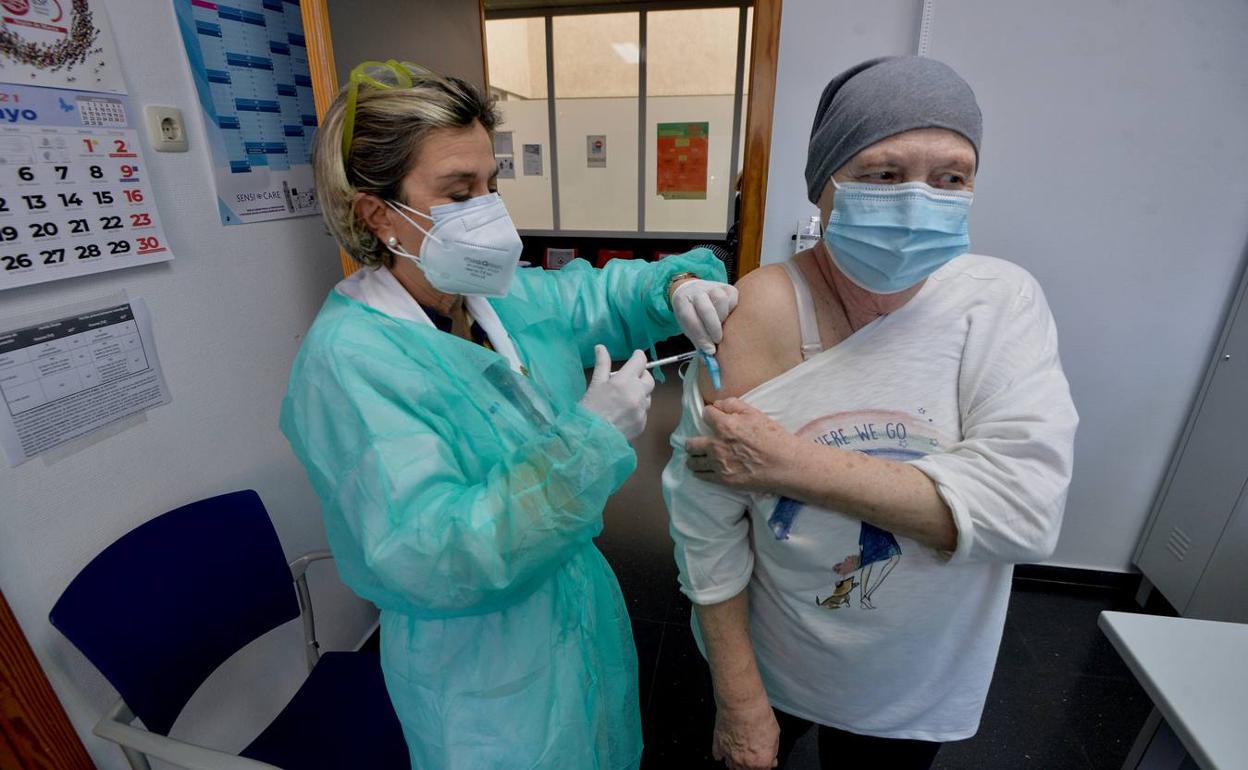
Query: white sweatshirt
663 253 1078 741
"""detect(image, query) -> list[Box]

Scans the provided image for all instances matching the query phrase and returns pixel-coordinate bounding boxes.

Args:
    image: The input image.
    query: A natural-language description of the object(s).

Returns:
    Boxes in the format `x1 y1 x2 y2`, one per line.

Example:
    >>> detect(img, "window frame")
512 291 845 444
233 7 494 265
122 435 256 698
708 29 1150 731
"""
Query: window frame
485 1 754 240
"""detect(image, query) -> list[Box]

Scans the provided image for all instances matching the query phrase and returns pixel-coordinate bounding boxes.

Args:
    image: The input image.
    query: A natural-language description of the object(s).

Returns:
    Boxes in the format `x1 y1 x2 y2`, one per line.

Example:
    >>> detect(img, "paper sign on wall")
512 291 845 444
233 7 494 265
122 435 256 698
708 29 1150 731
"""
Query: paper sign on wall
494 131 514 156
587 135 606 168
522 143 542 176
173 0 320 226
0 298 169 467
496 156 515 179
657 122 708 200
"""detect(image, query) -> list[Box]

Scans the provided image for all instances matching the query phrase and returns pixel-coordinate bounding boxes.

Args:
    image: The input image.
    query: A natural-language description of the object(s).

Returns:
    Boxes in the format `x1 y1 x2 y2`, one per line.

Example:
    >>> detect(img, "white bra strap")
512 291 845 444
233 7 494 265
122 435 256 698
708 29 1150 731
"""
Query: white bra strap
782 260 823 360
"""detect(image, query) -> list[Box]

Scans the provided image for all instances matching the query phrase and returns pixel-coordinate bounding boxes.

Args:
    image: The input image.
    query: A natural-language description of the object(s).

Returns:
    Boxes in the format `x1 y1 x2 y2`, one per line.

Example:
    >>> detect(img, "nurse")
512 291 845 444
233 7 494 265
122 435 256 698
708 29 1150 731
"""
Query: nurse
280 61 734 769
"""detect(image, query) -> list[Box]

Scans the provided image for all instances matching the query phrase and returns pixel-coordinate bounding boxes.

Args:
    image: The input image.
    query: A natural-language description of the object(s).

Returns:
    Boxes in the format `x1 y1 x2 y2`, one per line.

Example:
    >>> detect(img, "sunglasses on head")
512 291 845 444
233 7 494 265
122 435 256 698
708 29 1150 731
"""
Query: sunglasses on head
341 59 437 168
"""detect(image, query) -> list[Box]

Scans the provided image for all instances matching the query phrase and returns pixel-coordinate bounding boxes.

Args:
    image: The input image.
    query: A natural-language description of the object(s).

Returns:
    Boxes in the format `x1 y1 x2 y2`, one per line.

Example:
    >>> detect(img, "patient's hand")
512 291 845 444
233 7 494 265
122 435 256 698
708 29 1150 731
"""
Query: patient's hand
711 697 780 770
686 398 800 493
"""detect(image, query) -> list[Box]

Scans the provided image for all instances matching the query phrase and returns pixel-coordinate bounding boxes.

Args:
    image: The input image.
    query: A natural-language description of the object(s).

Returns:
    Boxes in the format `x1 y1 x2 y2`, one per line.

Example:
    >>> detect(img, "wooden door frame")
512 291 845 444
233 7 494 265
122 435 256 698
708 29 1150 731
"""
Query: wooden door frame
298 0 356 278
304 0 781 278
0 589 94 769
736 0 781 276
479 0 491 91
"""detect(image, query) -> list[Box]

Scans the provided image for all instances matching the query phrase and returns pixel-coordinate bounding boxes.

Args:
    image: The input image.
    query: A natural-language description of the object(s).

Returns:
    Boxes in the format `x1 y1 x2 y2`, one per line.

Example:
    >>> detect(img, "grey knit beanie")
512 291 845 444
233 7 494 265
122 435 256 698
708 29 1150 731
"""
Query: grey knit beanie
805 56 982 204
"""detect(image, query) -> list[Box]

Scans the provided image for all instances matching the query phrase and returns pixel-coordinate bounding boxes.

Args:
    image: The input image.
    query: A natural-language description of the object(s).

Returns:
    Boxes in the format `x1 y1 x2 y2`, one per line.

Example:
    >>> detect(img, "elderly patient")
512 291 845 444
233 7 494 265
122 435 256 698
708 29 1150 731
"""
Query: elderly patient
662 56 1079 770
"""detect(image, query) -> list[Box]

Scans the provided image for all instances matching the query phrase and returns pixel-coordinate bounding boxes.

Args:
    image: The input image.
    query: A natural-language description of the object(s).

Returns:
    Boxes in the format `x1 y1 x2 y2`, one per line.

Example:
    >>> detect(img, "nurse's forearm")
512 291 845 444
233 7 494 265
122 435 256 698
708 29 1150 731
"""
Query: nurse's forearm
694 592 770 710
779 447 957 551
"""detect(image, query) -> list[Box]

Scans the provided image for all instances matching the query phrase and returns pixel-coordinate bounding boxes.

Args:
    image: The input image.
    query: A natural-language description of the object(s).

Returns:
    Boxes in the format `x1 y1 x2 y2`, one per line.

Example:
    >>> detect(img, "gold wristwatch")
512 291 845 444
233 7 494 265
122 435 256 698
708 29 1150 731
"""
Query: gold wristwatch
667 271 698 300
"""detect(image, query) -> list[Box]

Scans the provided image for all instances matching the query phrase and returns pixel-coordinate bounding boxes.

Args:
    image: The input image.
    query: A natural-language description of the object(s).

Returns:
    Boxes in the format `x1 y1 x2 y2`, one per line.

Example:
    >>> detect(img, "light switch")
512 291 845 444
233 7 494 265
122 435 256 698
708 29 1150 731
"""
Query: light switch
144 106 188 152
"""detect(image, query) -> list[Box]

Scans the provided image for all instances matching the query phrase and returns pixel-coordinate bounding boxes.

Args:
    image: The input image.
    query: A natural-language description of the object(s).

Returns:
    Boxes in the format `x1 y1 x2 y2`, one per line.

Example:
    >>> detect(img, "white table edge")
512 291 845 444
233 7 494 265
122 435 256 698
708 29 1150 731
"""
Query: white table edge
1098 611 1224 770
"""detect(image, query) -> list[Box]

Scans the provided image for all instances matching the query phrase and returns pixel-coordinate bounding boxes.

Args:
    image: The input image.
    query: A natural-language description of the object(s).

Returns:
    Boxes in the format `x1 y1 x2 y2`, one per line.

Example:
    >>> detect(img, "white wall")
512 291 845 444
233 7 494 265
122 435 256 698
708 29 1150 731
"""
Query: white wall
763 0 1248 571
495 98 555 230
0 1 376 767
556 97 639 230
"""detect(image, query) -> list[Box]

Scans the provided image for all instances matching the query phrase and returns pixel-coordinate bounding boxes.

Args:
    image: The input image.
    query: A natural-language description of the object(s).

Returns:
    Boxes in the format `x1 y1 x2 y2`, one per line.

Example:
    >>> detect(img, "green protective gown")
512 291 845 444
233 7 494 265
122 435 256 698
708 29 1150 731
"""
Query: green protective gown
281 250 725 770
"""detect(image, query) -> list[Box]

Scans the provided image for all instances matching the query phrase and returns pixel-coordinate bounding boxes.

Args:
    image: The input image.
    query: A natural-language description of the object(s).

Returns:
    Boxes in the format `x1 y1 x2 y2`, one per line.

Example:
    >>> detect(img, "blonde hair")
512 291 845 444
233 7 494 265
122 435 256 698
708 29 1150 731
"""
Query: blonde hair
312 72 499 268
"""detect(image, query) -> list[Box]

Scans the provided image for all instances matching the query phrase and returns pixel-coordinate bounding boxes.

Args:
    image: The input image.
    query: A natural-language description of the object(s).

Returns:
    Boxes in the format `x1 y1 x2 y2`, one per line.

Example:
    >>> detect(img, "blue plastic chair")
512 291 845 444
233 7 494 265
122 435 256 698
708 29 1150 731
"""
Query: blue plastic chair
49 490 410 770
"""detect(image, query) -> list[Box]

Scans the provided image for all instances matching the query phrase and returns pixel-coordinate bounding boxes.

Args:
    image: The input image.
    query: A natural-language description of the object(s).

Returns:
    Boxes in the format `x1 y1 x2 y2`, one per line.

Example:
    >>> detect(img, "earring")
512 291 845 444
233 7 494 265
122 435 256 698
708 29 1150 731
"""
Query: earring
386 236 398 247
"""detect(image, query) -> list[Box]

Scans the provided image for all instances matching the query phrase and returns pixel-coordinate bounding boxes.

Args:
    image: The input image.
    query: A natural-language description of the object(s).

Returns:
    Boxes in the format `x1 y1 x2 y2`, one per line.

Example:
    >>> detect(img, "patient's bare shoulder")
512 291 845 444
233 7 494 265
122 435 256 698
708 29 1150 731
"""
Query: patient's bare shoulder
699 263 802 403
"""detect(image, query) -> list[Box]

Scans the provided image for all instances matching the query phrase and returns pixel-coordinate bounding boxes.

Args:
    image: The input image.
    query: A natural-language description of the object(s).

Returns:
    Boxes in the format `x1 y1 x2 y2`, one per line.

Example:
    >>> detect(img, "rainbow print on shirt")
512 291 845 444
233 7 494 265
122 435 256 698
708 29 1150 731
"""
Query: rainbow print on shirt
764 408 953 610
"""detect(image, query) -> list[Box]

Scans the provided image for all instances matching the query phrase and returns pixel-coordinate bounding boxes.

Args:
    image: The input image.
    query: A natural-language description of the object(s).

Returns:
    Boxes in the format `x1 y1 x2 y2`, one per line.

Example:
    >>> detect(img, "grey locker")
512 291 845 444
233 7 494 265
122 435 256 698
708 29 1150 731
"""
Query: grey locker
1136 259 1248 619
1185 484 1248 621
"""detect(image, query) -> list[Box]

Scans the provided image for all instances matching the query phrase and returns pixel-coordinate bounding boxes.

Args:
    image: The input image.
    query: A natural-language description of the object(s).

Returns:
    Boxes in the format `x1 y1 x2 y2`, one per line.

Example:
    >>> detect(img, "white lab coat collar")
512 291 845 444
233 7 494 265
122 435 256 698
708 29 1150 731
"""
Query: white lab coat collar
336 267 527 375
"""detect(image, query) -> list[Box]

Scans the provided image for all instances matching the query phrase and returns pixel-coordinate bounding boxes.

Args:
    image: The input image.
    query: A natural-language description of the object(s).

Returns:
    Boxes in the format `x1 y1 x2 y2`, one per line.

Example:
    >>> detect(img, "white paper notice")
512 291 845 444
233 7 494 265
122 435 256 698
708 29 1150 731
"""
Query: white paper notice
0 298 169 466
587 135 606 168
493 131 514 156
523 143 542 175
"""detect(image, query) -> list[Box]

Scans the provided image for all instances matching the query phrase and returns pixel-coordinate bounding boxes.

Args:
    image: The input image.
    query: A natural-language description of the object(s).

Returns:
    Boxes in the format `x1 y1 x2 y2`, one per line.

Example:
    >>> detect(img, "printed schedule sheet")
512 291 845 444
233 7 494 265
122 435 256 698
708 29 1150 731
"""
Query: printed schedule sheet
0 299 169 466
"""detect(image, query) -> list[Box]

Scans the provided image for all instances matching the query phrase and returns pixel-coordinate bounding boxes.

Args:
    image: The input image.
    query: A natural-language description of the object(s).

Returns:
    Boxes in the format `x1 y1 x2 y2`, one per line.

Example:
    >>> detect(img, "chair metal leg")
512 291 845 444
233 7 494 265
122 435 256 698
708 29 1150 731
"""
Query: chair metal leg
295 573 320 672
289 551 331 673
97 697 282 769
120 744 153 770
103 701 154 770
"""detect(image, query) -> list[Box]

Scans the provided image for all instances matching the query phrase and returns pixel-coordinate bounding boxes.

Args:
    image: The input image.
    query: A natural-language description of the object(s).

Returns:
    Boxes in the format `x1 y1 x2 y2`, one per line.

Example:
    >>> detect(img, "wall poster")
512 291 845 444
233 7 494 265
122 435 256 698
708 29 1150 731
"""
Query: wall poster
656 121 708 200
173 0 320 225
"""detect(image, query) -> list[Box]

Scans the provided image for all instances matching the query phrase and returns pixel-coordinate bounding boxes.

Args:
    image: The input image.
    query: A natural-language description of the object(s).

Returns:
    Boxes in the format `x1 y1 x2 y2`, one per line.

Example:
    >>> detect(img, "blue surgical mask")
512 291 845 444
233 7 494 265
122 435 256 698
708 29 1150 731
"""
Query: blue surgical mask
385 193 524 297
823 180 972 294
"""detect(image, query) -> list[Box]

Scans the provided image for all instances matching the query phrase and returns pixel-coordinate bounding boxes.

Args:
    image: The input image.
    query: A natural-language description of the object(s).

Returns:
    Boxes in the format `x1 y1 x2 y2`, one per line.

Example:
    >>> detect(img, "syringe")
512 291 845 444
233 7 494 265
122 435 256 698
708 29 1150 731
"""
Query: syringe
645 351 699 370
645 350 723 390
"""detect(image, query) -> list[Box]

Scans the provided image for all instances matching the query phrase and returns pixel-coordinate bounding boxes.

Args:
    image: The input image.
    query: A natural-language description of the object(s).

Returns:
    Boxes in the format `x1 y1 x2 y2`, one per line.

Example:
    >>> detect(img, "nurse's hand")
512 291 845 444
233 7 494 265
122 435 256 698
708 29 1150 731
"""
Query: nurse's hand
712 699 780 770
687 398 800 493
672 278 739 354
580 346 655 441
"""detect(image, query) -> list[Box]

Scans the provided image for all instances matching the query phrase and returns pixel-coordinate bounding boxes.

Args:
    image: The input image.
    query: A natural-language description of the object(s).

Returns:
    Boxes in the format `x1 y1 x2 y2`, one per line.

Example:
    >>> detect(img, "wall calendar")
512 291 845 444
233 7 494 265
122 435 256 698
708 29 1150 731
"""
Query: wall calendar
0 83 172 290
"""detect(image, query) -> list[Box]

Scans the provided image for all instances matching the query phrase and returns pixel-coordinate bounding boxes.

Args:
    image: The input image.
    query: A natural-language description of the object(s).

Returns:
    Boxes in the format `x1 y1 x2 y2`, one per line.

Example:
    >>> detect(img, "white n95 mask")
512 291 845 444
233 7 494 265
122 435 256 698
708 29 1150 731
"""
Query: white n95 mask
385 193 524 297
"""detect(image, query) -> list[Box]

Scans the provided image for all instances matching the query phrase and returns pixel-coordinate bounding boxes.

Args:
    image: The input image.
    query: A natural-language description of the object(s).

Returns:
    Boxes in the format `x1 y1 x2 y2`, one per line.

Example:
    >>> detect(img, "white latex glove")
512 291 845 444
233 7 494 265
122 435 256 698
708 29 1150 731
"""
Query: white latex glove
580 346 655 441
672 279 740 354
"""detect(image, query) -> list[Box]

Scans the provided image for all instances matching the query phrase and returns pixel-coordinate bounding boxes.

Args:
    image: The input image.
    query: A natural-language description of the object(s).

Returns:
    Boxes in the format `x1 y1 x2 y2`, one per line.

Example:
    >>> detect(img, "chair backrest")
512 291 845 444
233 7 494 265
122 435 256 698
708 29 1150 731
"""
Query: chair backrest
50 490 301 735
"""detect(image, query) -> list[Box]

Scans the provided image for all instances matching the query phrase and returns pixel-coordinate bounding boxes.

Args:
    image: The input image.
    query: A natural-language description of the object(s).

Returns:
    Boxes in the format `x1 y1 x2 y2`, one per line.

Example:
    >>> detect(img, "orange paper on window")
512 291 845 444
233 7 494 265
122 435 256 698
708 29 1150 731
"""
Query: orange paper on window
656 122 708 200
